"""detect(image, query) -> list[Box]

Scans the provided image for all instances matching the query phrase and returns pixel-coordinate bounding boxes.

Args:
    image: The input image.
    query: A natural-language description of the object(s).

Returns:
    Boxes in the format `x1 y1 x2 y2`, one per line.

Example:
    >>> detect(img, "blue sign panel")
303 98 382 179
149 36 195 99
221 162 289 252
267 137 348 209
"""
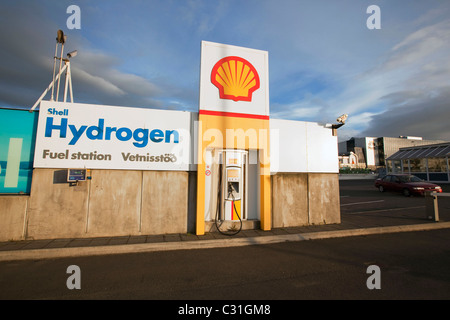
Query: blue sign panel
0 108 38 194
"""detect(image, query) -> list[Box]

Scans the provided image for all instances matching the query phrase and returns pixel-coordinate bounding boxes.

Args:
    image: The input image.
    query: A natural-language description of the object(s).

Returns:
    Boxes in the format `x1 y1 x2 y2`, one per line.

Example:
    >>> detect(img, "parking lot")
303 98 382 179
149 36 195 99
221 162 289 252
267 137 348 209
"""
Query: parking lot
339 179 450 225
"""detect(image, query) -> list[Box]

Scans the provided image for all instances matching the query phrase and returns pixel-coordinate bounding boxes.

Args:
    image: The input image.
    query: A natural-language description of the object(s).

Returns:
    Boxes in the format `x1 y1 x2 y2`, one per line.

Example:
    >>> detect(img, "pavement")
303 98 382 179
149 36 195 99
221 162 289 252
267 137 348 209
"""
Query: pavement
1 179 450 262
1 211 450 262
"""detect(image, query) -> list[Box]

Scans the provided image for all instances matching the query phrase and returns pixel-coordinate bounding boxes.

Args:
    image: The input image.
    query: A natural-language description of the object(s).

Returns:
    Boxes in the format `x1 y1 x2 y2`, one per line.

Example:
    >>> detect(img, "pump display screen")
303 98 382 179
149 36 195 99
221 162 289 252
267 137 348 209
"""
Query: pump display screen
67 169 86 182
227 169 240 182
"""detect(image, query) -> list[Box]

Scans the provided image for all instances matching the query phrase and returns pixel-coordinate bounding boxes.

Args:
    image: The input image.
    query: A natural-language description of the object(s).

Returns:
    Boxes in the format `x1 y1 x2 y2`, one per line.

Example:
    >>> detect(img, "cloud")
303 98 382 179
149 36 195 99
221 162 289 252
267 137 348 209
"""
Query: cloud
178 0 230 36
244 1 450 143
72 68 126 97
319 16 450 141
0 2 177 111
361 88 450 141
271 104 321 120
67 50 166 107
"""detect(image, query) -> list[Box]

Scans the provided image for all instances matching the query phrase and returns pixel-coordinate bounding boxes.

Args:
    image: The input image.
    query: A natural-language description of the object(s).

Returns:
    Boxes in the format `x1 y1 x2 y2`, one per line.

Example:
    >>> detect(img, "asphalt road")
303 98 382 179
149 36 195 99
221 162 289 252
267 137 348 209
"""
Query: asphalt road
1 229 449 301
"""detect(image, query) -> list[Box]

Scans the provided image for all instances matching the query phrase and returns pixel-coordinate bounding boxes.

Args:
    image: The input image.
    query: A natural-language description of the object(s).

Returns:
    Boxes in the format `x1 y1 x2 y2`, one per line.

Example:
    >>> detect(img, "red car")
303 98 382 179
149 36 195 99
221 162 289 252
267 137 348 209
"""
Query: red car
374 174 443 197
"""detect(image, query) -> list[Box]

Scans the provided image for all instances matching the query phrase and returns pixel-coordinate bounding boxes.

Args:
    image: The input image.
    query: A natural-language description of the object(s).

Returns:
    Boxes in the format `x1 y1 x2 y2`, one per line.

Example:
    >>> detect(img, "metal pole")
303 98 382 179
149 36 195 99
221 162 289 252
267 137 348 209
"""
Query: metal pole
30 64 68 111
50 42 59 101
62 61 74 103
55 42 65 101
68 62 74 102
446 156 449 182
425 191 439 222
63 61 69 103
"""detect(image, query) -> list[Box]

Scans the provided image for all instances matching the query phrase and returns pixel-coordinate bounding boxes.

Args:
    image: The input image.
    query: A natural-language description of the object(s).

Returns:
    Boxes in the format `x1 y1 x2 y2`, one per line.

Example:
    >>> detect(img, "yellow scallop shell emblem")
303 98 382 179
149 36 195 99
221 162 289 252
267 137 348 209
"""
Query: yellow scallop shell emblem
211 56 260 102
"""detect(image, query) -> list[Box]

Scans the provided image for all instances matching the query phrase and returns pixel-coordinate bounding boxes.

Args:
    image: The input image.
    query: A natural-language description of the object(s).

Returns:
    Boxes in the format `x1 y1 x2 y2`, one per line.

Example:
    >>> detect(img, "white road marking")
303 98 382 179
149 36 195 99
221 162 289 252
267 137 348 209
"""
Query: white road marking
340 200 385 206
345 206 426 214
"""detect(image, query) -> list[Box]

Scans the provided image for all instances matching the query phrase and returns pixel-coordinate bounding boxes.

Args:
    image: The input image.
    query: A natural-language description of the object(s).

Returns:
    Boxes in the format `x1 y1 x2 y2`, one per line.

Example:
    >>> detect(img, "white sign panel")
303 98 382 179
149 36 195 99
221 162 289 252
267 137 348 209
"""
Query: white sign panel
34 101 191 170
270 119 338 174
199 41 269 116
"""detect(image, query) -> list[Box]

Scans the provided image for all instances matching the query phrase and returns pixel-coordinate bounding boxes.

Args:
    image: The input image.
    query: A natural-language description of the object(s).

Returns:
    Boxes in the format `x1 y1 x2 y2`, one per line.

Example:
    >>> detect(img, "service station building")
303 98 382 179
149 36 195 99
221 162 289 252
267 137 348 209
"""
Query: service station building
0 41 341 241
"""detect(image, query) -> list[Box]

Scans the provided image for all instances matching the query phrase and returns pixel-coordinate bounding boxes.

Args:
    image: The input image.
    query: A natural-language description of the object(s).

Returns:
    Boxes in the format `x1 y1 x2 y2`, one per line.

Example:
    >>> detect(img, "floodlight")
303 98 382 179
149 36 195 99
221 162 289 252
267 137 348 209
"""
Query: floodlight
331 114 348 136
56 30 65 44
336 114 348 124
67 50 78 58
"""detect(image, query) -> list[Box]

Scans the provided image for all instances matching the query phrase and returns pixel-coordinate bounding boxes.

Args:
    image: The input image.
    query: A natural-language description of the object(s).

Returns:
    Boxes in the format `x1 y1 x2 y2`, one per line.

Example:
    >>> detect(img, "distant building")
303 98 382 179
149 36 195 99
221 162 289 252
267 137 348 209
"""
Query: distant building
338 136 447 169
338 151 360 169
386 142 450 182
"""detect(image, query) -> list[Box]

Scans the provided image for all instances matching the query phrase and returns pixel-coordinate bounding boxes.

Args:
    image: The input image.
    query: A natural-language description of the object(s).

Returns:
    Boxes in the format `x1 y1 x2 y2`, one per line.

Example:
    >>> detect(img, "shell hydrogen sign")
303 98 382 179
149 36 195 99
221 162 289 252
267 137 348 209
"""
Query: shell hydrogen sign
211 56 260 102
33 101 191 171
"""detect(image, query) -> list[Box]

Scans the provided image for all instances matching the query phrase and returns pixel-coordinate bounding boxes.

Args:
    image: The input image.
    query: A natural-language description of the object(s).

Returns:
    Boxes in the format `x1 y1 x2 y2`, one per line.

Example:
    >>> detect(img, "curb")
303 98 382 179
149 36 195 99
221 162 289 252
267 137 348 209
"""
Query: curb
1 222 450 262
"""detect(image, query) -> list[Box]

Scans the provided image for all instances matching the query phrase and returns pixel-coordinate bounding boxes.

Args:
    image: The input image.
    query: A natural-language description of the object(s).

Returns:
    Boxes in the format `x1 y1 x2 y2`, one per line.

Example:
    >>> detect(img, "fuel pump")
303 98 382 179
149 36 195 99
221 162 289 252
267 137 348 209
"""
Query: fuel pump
214 149 248 236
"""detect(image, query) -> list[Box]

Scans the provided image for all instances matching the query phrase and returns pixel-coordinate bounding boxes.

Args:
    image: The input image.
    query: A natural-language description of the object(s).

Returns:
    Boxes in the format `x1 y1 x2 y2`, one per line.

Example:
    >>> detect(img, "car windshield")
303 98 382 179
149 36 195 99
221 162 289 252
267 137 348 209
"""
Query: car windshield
398 175 422 183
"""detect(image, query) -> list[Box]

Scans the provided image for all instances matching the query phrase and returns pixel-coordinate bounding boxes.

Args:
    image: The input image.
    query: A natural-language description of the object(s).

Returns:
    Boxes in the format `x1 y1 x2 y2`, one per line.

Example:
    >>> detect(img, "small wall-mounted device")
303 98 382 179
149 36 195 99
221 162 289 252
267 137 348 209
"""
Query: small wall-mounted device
67 169 86 186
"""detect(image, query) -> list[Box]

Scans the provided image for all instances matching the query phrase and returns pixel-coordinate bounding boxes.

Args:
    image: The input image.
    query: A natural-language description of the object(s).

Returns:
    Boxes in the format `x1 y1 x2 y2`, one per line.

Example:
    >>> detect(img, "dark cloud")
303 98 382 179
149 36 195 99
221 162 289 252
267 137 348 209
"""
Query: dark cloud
0 3 59 108
0 2 196 111
361 88 450 141
332 16 450 142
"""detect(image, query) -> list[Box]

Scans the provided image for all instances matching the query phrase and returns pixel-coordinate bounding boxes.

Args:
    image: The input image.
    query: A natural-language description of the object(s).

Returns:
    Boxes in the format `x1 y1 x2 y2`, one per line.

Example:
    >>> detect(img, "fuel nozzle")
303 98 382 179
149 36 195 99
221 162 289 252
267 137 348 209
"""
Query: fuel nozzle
228 183 237 200
228 183 234 196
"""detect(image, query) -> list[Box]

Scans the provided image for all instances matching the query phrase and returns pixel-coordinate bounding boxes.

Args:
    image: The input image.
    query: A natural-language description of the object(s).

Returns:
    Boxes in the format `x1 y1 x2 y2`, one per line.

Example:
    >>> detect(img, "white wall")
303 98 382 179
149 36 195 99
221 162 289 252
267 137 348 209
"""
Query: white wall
270 119 339 174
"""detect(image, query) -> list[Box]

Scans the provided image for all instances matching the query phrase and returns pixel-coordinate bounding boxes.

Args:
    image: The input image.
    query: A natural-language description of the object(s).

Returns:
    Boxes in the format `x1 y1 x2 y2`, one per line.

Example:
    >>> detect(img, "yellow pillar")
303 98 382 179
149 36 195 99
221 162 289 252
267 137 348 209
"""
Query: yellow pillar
195 162 206 235
260 160 272 231
195 115 206 236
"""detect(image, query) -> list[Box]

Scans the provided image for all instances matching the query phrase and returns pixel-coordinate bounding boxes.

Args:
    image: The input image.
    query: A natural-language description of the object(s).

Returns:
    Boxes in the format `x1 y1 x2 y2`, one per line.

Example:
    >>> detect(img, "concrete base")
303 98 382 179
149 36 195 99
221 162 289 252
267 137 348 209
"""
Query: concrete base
1 169 341 240
308 173 341 225
272 173 340 228
18 169 188 240
205 220 260 233
0 196 28 241
272 173 308 228
27 169 89 240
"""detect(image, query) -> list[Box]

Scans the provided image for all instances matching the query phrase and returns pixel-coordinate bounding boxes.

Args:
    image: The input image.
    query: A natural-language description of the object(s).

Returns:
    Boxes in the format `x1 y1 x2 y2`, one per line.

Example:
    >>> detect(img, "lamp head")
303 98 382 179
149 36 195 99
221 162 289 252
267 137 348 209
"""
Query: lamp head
56 30 65 44
67 50 78 58
336 114 348 124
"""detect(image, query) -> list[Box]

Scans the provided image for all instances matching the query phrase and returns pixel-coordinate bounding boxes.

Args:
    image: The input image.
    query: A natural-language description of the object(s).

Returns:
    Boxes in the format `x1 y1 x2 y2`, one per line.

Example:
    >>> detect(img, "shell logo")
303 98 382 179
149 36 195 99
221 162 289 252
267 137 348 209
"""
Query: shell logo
211 56 260 102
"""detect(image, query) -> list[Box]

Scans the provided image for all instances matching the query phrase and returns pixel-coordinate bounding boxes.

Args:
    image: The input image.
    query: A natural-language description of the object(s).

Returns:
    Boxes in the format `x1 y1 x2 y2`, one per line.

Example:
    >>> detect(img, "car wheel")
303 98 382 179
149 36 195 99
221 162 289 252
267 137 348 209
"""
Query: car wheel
378 186 384 192
403 188 411 197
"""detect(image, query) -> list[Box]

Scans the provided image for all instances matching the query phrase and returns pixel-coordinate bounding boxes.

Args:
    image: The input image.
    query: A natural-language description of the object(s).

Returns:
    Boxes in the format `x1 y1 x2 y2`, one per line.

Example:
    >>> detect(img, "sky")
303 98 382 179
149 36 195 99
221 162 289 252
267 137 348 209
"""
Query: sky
1 0 450 142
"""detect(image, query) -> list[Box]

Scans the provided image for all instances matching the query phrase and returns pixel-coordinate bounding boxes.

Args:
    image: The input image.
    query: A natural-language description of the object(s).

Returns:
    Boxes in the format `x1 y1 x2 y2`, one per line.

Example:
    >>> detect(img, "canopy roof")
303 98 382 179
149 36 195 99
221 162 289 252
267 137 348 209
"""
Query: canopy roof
387 143 450 161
